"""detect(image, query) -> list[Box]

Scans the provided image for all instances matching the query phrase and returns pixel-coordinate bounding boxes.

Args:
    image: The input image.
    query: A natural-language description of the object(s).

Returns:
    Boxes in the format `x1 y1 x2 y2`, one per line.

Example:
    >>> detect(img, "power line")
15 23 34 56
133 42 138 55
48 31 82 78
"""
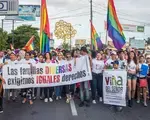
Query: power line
50 5 89 17
92 1 140 18
93 11 150 26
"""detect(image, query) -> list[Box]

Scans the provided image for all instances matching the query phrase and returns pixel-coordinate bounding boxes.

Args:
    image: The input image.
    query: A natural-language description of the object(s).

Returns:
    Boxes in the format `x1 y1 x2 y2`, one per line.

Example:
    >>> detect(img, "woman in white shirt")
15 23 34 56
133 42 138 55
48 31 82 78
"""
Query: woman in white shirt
21 52 34 105
44 52 54 103
127 51 137 107
91 52 105 104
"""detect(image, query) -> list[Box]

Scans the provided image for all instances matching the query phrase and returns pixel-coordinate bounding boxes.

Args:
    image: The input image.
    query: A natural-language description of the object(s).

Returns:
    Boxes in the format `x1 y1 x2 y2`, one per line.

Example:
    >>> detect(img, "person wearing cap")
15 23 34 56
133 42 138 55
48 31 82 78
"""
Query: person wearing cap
79 47 91 107
111 60 123 112
105 51 117 69
5 52 18 101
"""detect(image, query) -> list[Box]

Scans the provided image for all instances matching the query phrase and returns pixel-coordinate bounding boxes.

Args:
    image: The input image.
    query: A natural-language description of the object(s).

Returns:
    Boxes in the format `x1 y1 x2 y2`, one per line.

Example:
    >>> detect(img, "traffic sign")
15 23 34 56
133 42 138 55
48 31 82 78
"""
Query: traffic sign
0 0 19 15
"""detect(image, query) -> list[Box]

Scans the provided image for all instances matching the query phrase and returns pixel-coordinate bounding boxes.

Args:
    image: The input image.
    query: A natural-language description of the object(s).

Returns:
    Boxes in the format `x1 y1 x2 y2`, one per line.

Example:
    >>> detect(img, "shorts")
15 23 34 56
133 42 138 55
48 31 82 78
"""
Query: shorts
127 74 137 80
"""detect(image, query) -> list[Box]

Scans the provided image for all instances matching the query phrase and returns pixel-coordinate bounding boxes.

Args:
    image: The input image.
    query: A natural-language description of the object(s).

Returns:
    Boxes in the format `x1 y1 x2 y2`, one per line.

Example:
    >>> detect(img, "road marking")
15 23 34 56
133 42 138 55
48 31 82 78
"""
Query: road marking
70 99 78 116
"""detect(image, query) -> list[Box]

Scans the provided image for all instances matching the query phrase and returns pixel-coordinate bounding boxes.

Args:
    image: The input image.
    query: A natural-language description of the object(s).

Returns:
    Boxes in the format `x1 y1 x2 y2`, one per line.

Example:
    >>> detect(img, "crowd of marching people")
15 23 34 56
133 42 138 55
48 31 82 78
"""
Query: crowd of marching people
0 47 150 113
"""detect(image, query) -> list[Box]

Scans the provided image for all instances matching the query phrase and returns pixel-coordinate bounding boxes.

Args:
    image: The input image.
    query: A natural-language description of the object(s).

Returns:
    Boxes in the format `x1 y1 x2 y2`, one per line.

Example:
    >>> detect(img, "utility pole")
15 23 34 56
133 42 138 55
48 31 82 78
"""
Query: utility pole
12 20 15 46
70 24 72 50
1 19 4 31
90 0 93 50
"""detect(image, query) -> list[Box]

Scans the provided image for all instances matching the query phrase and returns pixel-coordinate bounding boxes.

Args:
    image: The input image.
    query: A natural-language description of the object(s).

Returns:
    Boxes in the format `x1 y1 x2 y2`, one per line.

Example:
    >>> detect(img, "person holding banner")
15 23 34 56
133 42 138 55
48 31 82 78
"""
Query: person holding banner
21 52 35 105
0 75 5 113
55 52 64 100
38 54 45 100
105 51 117 69
64 50 73 103
137 56 149 107
6 52 18 101
79 47 91 107
91 52 104 104
44 52 54 103
127 51 138 107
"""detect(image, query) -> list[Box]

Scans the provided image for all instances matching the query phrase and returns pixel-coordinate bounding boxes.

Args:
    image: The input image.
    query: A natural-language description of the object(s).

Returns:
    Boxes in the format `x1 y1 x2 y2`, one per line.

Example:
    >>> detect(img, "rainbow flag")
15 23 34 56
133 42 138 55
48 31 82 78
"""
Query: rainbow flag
91 21 103 50
107 0 126 50
24 36 34 51
40 0 50 53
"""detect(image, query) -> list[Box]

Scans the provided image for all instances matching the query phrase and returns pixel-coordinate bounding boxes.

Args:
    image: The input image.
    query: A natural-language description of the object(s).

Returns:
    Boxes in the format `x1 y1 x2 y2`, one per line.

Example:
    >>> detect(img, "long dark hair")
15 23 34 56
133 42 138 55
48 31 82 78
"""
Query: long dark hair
127 51 137 64
44 52 51 60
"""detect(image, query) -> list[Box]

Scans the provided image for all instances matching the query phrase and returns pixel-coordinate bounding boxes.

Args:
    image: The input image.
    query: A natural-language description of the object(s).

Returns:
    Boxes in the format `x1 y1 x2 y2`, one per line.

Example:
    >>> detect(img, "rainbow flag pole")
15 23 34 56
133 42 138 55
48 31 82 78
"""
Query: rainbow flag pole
107 0 126 50
40 0 50 53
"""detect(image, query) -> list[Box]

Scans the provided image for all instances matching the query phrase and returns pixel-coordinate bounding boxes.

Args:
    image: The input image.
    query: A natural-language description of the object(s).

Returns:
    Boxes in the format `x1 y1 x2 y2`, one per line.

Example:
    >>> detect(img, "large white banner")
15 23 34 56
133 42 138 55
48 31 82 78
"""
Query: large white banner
3 56 92 89
103 70 127 106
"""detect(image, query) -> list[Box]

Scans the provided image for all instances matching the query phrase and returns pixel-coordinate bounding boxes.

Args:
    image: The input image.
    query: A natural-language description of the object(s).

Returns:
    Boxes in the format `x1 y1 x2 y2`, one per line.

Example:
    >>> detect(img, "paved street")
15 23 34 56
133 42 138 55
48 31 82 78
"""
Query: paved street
1 97 150 120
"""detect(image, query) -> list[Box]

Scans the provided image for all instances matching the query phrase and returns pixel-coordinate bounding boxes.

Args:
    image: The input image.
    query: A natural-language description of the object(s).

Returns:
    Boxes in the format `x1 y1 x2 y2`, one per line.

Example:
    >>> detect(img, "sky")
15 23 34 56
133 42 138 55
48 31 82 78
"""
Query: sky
1 0 150 47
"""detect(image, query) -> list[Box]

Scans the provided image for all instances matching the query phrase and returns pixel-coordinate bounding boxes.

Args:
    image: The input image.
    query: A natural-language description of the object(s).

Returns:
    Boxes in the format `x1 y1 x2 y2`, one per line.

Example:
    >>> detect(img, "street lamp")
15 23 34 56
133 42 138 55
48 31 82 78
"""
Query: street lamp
70 24 81 50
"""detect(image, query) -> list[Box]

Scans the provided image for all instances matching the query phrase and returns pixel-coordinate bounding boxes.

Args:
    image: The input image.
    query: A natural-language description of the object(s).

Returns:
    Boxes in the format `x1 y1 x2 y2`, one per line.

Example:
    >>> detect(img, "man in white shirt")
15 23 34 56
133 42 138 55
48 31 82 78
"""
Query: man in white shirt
118 51 127 69
105 51 117 69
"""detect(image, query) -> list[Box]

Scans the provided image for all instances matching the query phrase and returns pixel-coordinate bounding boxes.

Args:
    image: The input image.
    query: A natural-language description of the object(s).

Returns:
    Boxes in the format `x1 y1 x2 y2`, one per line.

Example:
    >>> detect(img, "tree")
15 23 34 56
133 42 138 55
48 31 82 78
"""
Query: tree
0 28 8 51
145 37 150 45
7 25 40 50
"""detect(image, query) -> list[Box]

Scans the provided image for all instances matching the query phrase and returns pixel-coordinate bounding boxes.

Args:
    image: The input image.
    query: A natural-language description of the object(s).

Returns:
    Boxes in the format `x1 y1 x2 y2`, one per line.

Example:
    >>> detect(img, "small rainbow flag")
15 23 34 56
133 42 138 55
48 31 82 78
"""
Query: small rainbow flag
91 21 103 50
40 0 50 53
24 36 34 51
107 0 126 50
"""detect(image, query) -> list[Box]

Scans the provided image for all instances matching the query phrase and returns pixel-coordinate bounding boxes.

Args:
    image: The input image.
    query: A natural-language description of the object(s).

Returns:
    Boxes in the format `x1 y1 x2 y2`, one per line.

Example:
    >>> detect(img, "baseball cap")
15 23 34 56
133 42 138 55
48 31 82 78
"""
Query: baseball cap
111 51 117 55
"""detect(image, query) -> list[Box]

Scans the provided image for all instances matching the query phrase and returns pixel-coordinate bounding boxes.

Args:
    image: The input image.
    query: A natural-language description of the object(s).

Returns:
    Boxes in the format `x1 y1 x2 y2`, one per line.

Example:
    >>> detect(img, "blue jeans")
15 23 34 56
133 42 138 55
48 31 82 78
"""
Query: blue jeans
91 73 103 100
55 86 62 97
80 81 90 102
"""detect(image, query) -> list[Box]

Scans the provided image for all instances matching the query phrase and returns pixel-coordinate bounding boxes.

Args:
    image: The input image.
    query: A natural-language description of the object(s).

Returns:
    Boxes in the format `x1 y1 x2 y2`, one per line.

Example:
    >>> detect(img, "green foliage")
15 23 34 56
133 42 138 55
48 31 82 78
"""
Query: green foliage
7 25 40 50
146 37 150 45
62 42 70 50
0 28 8 51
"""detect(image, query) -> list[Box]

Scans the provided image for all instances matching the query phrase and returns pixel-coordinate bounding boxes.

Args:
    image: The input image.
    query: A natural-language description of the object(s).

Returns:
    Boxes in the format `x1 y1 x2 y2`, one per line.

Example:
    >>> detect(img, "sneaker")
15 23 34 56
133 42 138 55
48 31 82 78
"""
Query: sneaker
33 96 36 100
137 100 140 104
144 102 148 107
79 102 84 107
44 98 48 103
40 97 43 100
49 98 53 102
128 100 132 107
66 98 70 103
59 96 62 100
0 110 3 114
56 97 59 100
22 98 27 104
99 97 103 102
10 92 12 97
92 100 96 104
116 107 123 112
